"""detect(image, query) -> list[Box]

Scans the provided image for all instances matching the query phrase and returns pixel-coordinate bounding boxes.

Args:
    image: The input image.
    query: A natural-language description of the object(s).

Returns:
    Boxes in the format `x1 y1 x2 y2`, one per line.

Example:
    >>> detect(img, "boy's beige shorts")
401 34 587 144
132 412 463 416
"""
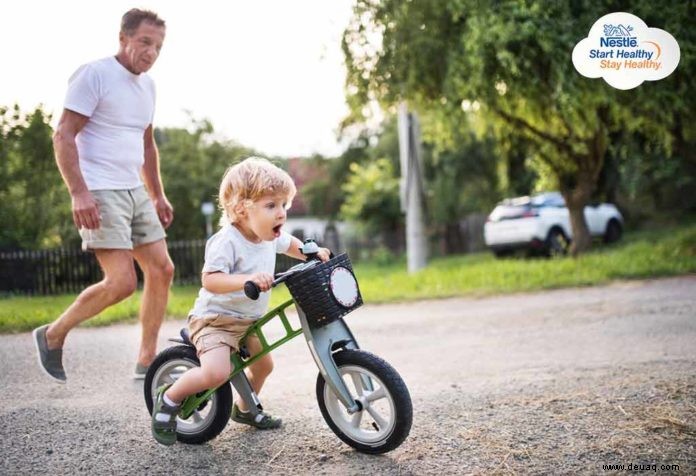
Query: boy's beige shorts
188 315 257 356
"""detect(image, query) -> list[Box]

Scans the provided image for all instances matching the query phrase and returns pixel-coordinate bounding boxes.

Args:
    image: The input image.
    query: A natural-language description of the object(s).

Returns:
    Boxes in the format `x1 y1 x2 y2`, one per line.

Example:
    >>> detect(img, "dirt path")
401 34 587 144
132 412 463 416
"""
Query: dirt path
1 276 695 475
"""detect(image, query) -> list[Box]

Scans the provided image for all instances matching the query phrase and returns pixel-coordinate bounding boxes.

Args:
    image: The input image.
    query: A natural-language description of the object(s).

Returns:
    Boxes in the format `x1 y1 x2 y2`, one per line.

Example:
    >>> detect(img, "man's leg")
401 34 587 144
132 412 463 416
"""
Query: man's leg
34 249 137 382
132 239 174 368
45 249 137 350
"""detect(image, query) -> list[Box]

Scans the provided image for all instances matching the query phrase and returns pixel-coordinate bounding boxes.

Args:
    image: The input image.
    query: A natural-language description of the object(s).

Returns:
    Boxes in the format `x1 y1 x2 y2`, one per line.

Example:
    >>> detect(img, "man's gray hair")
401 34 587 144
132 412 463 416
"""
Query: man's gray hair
120 8 165 36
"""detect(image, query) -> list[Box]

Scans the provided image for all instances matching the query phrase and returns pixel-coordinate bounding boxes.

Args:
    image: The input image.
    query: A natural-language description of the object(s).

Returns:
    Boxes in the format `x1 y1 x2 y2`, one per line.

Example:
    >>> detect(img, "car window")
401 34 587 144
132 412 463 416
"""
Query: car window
531 192 565 208
489 204 532 221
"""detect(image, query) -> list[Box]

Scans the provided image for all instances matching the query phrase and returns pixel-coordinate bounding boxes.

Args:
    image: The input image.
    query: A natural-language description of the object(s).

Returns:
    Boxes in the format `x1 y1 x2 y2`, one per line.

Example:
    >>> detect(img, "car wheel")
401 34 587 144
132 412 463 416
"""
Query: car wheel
604 219 622 244
545 228 569 257
493 249 514 258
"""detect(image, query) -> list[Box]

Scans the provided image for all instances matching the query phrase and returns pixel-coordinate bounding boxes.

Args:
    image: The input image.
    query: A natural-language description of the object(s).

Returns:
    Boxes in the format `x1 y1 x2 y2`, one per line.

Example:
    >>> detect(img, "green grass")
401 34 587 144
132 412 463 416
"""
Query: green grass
2 224 694 334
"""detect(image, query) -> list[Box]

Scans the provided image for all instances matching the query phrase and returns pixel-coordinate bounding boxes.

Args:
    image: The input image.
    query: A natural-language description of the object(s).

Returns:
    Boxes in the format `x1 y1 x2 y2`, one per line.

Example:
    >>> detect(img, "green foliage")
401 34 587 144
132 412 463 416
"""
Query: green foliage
3 223 694 333
298 155 343 219
342 0 696 251
306 116 501 254
156 118 259 240
301 136 373 220
340 157 402 235
0 106 270 249
424 133 500 225
0 105 73 250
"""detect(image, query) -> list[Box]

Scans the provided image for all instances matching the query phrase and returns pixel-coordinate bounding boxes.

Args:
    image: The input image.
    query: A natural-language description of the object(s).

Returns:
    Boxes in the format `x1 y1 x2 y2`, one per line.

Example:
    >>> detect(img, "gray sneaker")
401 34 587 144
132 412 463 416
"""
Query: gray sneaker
32 325 66 383
133 363 149 380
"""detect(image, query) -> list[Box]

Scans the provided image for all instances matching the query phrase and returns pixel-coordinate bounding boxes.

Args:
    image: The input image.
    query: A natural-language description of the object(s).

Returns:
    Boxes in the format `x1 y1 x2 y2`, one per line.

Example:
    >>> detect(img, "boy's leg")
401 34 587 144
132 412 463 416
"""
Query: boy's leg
132 239 174 371
35 250 137 382
235 336 274 412
152 345 231 445
151 384 179 445
164 346 231 404
230 336 281 429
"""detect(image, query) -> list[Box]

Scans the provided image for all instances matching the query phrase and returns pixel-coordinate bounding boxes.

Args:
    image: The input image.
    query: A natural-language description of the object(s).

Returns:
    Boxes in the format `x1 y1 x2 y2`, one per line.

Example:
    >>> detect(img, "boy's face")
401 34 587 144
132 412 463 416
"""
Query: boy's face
240 193 288 242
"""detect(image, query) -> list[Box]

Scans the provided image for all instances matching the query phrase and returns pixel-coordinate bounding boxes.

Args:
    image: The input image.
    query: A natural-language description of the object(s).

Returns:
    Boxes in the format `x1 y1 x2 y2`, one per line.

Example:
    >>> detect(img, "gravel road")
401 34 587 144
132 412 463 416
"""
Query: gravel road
1 276 695 475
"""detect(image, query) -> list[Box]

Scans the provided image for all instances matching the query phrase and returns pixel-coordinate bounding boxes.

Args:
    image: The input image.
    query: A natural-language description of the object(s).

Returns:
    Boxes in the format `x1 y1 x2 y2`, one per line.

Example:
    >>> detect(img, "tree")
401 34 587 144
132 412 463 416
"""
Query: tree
343 0 696 254
0 105 72 250
304 114 502 255
340 158 402 245
157 118 258 240
425 133 500 252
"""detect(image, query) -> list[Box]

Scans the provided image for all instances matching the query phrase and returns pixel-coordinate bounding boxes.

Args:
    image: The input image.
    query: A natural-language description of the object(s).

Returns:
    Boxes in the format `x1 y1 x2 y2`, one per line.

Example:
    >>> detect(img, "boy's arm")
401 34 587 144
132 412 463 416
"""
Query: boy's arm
284 237 307 261
284 236 331 262
202 271 273 294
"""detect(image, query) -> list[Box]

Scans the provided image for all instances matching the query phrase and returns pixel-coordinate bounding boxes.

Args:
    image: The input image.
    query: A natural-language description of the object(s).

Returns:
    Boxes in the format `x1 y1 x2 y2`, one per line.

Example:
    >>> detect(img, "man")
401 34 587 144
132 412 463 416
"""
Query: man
33 9 174 383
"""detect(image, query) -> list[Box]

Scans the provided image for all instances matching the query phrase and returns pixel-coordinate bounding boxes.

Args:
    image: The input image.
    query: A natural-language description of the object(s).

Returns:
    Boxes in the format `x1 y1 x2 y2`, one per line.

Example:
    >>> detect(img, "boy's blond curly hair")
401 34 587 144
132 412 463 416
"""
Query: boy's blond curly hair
218 157 296 226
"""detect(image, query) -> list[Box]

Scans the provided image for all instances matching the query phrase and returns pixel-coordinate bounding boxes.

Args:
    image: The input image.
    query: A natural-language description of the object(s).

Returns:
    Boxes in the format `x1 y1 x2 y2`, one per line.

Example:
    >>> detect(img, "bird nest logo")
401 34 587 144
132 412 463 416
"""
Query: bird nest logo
572 12 679 90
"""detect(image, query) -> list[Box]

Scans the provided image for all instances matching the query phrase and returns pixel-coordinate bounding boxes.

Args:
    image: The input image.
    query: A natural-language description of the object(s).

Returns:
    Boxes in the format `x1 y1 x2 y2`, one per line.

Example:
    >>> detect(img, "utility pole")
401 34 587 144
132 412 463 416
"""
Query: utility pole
397 103 428 273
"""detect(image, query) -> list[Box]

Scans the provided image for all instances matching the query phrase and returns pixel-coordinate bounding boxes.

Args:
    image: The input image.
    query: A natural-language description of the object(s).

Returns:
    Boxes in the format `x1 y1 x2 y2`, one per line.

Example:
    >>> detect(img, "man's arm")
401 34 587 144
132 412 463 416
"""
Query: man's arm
142 124 173 229
53 109 100 230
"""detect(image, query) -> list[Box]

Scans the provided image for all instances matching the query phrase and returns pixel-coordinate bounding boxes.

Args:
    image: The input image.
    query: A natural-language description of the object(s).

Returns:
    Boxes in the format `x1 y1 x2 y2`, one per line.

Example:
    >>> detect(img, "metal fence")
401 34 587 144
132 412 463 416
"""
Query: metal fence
0 215 486 296
0 240 297 296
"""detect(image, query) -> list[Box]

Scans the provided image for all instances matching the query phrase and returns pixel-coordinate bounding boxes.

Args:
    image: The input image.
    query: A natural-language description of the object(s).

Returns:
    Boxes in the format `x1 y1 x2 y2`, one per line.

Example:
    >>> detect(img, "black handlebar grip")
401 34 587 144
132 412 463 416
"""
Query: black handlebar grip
244 281 260 300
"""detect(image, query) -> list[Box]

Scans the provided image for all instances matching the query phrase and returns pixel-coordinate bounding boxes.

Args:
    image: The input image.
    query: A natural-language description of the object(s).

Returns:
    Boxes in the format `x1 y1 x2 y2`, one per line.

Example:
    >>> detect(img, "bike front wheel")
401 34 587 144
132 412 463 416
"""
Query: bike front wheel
144 345 232 444
315 349 412 454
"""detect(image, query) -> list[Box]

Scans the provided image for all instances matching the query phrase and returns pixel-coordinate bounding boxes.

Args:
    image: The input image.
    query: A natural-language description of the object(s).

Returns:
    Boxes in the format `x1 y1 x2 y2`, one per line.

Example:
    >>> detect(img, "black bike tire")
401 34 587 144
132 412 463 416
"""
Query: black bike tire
315 349 413 454
143 345 233 444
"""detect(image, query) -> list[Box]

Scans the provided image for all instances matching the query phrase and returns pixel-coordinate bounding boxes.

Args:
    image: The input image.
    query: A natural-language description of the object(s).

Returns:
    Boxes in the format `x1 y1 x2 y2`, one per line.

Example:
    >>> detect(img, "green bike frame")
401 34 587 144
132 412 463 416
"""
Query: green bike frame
179 298 363 419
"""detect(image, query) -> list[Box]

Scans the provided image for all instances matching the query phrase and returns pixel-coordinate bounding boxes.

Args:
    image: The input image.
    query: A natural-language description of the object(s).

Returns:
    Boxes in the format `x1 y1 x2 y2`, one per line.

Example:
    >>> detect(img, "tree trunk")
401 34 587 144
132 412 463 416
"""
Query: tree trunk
562 171 597 256
566 197 592 256
562 115 609 257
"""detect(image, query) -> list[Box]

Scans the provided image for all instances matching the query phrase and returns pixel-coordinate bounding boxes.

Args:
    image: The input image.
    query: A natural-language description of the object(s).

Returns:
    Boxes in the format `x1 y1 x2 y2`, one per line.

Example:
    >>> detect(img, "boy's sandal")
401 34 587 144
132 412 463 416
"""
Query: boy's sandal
231 403 282 430
151 385 179 445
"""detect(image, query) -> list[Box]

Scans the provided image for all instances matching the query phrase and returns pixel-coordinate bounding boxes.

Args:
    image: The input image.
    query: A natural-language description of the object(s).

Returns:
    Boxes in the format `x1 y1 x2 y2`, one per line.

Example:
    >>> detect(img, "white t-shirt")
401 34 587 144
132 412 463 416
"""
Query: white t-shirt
63 56 156 190
189 224 293 319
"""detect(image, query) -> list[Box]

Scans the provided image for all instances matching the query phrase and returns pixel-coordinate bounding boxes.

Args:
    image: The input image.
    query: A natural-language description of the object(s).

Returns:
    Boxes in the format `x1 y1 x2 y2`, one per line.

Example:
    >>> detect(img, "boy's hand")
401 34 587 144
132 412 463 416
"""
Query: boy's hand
317 247 332 262
250 272 274 292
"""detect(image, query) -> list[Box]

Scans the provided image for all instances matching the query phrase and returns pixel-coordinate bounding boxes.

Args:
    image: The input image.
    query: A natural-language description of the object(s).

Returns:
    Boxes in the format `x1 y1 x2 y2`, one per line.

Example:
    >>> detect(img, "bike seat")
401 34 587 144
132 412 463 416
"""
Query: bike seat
179 327 192 345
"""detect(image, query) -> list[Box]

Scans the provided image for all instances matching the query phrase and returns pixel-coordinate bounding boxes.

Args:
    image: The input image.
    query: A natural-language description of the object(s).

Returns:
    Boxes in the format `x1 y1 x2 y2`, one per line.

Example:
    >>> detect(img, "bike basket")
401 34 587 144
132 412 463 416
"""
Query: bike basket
285 253 363 329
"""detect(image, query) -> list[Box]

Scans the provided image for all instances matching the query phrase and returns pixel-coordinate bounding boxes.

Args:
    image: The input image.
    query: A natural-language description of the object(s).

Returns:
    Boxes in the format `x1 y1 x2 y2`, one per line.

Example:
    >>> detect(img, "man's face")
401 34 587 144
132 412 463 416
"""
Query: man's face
119 21 165 74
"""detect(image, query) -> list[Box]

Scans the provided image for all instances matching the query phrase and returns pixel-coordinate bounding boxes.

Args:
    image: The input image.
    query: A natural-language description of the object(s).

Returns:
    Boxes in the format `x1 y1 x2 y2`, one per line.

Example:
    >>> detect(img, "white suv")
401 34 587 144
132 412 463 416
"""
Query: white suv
483 192 623 257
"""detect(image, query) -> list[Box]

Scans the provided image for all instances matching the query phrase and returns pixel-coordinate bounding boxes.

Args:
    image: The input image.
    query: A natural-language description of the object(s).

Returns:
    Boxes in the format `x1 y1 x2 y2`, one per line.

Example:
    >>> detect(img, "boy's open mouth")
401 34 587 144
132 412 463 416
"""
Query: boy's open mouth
273 224 282 236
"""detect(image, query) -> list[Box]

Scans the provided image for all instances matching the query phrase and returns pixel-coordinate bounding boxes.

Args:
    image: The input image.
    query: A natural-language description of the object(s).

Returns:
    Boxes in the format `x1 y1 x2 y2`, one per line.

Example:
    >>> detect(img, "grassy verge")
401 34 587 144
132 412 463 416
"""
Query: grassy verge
2 224 694 334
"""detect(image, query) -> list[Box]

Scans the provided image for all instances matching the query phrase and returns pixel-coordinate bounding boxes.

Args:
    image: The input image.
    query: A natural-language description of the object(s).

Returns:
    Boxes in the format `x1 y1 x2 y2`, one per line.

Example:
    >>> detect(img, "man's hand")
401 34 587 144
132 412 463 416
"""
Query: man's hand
71 191 100 230
317 247 332 262
154 195 174 229
250 272 274 292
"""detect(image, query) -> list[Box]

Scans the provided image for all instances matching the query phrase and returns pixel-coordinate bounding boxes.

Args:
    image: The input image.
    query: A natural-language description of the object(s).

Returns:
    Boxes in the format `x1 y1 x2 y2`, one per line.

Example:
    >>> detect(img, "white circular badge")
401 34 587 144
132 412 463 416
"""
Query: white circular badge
329 267 359 308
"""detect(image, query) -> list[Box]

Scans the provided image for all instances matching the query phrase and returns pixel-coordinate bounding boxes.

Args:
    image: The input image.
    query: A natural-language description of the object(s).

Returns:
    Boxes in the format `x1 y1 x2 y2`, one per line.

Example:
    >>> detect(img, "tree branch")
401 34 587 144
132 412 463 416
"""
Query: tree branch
492 106 574 157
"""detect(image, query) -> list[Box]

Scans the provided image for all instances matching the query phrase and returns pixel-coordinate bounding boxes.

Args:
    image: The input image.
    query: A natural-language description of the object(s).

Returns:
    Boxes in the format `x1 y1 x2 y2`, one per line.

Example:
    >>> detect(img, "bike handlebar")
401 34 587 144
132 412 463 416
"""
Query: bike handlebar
243 251 334 301
243 272 292 300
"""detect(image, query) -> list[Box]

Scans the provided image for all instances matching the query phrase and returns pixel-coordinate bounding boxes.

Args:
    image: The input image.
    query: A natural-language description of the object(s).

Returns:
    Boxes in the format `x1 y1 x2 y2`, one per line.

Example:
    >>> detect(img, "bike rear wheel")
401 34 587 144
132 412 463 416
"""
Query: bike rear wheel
144 345 232 444
315 349 412 454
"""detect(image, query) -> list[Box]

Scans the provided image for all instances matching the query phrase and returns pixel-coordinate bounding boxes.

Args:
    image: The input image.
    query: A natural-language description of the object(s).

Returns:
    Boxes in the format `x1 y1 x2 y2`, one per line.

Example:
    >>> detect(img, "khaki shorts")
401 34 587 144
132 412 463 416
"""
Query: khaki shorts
188 315 257 356
79 186 166 251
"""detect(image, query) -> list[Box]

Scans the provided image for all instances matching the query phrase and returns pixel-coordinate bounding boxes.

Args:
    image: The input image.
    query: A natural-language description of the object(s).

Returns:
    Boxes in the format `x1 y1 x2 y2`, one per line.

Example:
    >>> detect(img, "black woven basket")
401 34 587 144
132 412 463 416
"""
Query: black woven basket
285 253 363 329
